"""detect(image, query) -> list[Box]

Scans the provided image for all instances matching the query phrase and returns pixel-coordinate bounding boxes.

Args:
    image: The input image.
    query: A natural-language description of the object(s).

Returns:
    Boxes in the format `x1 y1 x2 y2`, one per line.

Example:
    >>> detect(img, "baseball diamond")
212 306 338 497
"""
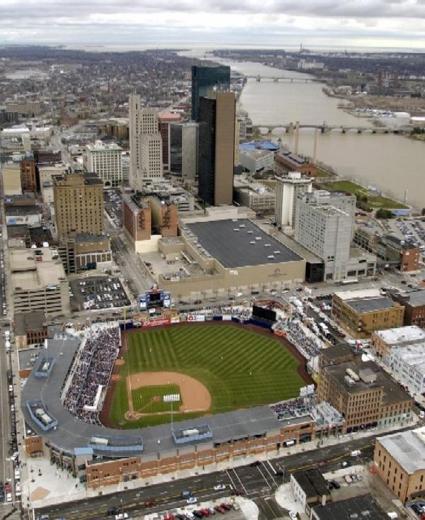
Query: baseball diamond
104 322 307 429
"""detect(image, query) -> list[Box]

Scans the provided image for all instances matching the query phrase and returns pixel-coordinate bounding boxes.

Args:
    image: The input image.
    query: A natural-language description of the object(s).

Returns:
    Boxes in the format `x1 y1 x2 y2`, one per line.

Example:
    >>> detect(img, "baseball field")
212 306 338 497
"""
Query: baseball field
106 323 307 429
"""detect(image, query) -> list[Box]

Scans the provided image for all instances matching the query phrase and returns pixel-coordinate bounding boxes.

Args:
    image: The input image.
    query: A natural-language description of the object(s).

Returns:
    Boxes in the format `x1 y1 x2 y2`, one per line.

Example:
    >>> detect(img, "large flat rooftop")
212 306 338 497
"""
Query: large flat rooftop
378 426 425 474
186 219 301 268
345 296 396 314
374 325 425 346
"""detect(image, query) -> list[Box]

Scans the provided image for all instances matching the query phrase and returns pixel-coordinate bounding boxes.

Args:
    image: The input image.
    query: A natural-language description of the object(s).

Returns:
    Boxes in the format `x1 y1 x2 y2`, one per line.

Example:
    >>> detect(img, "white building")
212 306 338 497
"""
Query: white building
294 190 372 282
84 141 123 188
129 94 163 189
239 148 274 174
389 342 425 396
275 172 312 230
140 134 163 181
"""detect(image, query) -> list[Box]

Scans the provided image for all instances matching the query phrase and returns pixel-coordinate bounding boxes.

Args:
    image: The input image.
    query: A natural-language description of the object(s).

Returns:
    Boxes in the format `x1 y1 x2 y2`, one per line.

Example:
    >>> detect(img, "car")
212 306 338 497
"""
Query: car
341 461 350 468
181 490 192 498
214 506 225 514
187 497 198 505
115 514 129 520
213 484 226 491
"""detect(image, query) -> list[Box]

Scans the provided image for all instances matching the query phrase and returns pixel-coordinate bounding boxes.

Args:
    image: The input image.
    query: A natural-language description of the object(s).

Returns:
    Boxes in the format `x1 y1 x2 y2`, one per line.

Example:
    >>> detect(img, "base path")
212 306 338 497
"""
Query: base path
126 371 211 420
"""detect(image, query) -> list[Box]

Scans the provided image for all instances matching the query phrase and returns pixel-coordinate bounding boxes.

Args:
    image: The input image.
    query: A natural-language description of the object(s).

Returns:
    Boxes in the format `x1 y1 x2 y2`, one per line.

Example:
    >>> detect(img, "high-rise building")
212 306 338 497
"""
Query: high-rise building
169 122 199 179
84 141 123 188
191 65 231 121
158 111 182 172
182 122 198 181
129 94 163 189
53 173 104 240
275 172 313 229
294 190 358 281
198 92 236 206
140 134 163 181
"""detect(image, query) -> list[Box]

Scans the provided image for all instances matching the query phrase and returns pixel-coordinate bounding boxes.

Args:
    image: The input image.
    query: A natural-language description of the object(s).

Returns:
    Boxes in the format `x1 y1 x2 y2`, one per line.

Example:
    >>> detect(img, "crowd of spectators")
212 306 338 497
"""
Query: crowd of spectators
284 319 322 360
63 324 120 424
270 397 314 421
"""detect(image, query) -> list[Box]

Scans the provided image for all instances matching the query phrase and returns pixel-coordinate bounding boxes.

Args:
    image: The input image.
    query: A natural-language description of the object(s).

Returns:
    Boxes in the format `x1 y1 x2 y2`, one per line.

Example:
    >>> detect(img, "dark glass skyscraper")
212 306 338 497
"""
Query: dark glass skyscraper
198 92 235 206
191 65 231 121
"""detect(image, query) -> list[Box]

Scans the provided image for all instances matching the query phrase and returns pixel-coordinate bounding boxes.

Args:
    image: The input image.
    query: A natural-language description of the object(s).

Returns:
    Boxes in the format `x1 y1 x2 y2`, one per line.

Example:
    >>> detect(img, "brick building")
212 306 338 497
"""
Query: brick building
375 426 425 502
332 289 405 338
318 346 412 433
391 289 425 327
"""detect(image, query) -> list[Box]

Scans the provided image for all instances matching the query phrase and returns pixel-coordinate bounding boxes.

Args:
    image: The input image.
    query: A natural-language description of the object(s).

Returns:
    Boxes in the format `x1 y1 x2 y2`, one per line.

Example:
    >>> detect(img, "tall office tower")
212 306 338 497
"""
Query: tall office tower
129 93 141 189
158 111 182 172
294 191 356 281
84 141 123 188
53 173 104 240
140 134 163 180
182 122 198 180
129 94 163 189
198 92 236 206
191 65 231 121
275 172 313 229
169 122 199 179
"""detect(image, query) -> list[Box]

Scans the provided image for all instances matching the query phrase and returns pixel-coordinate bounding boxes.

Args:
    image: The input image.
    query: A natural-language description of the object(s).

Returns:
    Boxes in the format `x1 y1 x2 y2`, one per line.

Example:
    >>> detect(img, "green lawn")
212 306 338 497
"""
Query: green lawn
321 180 408 209
132 384 181 414
108 324 305 429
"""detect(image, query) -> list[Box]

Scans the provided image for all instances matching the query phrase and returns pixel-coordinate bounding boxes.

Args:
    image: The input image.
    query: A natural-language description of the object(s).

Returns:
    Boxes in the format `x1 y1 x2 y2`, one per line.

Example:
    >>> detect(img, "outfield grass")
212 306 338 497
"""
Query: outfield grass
108 324 305 429
132 384 181 414
321 180 408 209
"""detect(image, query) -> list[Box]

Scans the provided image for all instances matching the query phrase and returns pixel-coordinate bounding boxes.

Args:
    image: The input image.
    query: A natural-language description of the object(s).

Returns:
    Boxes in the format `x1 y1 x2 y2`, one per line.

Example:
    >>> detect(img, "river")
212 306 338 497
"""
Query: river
183 51 425 210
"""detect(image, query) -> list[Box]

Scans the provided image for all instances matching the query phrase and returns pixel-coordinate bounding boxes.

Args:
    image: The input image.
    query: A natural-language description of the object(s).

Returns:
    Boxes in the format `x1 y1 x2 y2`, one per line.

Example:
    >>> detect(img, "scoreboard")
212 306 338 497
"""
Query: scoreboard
138 289 171 311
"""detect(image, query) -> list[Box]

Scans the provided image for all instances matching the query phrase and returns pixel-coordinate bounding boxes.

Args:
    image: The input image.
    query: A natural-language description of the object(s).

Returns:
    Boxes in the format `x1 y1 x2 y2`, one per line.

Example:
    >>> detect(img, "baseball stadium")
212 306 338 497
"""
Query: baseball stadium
21 306 326 489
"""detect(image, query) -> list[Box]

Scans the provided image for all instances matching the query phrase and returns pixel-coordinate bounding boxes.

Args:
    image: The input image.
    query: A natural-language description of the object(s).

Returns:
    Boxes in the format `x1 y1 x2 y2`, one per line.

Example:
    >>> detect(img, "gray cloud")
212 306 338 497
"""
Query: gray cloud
1 0 425 20
1 0 425 47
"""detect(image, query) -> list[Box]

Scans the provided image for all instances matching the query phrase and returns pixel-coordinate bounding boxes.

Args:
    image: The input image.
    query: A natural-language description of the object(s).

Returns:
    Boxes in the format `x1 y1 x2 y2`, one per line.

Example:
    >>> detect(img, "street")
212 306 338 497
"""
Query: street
36 435 376 520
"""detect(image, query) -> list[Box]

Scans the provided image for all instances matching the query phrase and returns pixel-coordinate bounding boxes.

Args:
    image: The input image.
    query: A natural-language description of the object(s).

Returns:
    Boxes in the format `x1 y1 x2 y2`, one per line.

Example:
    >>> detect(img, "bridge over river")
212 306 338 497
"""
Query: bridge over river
252 122 411 135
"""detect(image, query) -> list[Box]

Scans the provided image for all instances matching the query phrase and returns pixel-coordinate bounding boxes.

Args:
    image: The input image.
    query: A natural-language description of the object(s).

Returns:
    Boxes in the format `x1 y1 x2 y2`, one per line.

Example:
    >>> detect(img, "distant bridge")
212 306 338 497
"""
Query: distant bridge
252 122 411 135
245 75 315 83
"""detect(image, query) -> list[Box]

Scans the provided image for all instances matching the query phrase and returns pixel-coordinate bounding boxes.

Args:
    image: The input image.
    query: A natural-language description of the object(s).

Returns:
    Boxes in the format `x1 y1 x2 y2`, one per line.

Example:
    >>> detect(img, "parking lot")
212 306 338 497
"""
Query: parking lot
104 189 123 228
70 276 130 311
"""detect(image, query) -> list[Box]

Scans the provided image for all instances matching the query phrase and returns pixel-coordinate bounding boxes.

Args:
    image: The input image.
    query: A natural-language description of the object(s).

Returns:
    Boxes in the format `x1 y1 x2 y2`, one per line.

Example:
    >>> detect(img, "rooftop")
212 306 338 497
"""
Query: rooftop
378 426 425 474
373 325 425 346
14 311 46 335
404 289 425 307
10 248 66 291
325 358 411 404
86 141 122 152
391 343 425 373
345 296 397 314
291 468 329 499
239 140 279 152
311 494 388 520
186 219 302 268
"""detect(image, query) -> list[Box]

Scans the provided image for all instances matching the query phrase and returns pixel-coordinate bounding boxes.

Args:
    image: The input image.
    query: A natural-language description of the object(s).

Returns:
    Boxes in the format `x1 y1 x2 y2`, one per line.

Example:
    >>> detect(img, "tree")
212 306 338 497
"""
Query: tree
376 208 393 219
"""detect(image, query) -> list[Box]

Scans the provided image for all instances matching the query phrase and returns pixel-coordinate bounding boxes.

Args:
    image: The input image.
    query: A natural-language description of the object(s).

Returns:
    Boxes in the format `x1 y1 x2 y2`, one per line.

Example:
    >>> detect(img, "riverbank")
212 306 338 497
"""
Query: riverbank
318 180 409 212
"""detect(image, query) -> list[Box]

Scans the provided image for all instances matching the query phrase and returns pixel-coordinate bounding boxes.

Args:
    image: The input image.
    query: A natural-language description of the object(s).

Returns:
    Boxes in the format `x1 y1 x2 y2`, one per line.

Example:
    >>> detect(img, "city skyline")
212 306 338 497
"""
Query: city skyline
1 0 425 50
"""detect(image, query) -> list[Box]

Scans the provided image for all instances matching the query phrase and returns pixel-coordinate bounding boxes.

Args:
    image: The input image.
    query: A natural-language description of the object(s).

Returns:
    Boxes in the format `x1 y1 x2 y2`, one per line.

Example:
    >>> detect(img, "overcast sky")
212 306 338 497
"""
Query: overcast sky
1 0 425 50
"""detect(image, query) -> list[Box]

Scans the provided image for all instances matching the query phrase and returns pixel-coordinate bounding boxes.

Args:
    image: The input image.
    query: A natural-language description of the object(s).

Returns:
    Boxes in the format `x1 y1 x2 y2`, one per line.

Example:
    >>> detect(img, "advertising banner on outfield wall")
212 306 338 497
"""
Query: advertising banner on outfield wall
143 317 171 328
222 315 232 321
187 314 206 322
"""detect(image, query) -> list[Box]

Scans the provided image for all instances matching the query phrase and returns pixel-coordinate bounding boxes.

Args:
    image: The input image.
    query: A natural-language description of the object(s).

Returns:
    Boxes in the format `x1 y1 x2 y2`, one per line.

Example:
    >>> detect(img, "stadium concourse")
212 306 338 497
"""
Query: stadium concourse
20 307 345 491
